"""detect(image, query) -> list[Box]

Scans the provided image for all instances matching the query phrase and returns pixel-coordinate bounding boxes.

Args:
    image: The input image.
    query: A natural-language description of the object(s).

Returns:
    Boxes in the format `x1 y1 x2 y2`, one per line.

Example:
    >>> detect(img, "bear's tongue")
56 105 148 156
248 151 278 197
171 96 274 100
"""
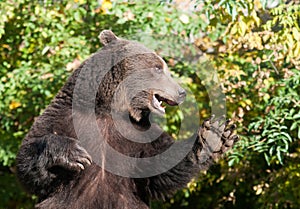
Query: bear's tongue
152 95 166 114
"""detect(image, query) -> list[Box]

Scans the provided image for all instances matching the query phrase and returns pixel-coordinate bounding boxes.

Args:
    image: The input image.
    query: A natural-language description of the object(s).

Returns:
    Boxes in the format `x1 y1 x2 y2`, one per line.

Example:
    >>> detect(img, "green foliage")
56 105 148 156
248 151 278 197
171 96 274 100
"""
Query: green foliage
0 167 36 209
0 0 300 208
0 0 91 167
249 70 300 165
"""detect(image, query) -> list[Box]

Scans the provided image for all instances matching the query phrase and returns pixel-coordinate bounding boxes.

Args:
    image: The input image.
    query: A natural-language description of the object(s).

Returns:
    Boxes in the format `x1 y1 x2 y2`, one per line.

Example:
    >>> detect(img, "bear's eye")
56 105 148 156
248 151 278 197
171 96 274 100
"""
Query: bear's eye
154 66 163 74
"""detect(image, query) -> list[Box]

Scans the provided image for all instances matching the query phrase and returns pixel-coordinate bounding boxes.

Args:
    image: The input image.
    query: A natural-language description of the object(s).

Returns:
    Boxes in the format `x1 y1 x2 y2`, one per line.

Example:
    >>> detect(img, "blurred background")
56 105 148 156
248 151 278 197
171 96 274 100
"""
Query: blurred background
0 0 299 208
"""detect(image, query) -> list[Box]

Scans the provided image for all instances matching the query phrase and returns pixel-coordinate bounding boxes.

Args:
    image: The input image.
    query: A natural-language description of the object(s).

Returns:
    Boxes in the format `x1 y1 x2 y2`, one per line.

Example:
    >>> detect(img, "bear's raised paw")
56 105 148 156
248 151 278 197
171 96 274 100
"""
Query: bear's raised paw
197 115 239 160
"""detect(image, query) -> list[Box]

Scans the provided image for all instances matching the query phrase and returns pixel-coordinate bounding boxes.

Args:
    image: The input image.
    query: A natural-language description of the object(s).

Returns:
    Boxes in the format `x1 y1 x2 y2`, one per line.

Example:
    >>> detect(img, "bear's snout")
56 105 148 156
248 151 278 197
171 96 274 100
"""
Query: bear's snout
178 88 186 98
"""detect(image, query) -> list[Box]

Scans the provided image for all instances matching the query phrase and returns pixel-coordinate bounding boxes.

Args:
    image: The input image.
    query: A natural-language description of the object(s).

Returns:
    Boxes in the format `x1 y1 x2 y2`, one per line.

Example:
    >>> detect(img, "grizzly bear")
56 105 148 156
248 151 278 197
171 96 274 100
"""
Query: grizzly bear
16 30 238 209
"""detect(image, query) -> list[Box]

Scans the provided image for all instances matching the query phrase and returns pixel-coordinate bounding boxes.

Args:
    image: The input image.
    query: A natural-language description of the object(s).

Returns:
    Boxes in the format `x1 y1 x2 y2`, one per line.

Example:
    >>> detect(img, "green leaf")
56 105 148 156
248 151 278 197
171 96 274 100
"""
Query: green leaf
280 132 292 142
74 11 81 22
276 146 283 165
293 113 300 119
231 5 237 21
264 152 270 165
228 158 236 167
218 0 227 7
41 46 50 55
260 0 268 10
290 122 298 131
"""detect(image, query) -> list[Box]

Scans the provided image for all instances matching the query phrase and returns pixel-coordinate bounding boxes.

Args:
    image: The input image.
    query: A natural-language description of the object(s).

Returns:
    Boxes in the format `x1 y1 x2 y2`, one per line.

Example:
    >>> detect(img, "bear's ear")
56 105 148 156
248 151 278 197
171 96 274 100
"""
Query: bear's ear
98 30 118 46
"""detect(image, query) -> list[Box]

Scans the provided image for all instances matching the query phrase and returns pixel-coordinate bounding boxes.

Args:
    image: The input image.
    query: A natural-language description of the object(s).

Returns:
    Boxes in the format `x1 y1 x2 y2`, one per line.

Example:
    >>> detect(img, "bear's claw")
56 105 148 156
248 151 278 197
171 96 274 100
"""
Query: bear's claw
50 142 92 173
198 115 238 159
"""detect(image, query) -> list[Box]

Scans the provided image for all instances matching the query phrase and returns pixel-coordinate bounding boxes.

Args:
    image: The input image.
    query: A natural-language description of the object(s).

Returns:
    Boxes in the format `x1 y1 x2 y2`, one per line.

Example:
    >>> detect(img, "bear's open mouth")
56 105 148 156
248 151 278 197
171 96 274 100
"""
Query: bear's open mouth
152 94 178 114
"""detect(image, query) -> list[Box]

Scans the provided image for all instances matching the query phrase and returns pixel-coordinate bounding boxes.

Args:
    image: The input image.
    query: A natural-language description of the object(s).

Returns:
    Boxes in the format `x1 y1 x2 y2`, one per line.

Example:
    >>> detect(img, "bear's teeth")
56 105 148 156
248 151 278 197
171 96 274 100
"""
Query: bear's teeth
152 95 165 113
152 95 160 107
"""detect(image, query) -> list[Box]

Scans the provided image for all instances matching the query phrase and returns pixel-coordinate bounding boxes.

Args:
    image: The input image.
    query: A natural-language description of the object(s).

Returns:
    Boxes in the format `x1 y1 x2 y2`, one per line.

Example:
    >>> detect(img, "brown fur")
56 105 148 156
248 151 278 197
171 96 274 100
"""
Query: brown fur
16 31 238 209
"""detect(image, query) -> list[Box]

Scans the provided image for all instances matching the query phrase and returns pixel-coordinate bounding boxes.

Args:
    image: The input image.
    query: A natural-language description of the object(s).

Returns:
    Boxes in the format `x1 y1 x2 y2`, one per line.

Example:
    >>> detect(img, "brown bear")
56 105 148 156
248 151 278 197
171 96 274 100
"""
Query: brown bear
16 30 238 209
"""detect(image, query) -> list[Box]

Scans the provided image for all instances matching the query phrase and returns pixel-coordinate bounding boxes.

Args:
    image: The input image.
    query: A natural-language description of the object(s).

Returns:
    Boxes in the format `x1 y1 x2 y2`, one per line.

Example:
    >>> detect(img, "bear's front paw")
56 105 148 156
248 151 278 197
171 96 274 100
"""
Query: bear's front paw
49 141 92 173
197 115 239 160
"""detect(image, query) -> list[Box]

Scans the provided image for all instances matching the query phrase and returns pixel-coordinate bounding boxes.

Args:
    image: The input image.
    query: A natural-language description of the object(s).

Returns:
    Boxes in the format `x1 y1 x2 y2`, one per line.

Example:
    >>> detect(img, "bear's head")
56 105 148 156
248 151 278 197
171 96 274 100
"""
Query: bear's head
86 30 186 122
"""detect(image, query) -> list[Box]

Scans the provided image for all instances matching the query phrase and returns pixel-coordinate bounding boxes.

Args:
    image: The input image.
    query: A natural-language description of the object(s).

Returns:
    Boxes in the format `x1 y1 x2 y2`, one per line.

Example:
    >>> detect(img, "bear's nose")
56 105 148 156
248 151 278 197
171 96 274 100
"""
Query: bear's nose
178 88 186 97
